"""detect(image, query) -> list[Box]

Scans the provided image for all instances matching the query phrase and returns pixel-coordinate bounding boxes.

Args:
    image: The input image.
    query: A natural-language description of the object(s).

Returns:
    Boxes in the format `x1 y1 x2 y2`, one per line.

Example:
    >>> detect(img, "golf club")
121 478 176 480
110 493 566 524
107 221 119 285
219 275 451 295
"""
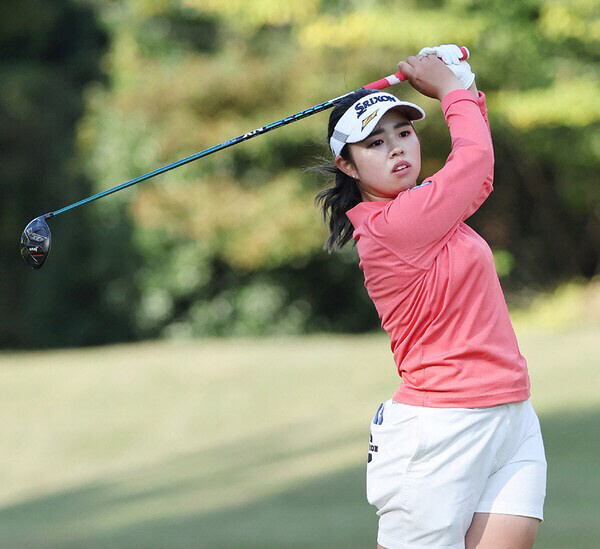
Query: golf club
20 47 469 269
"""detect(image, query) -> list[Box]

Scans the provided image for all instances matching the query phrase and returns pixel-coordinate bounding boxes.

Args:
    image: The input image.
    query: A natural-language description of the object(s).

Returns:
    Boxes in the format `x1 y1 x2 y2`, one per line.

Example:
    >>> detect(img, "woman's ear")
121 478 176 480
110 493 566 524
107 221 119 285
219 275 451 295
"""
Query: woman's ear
335 154 358 180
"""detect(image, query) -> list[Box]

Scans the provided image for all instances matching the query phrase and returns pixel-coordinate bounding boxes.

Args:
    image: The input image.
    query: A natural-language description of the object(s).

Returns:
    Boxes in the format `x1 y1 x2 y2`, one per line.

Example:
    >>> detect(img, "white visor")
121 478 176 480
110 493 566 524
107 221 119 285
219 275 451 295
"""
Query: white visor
329 92 425 157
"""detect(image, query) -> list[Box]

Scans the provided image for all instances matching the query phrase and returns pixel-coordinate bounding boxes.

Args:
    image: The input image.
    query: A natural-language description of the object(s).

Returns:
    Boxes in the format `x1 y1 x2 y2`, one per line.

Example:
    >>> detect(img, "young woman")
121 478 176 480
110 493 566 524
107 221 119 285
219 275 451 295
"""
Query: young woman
317 49 547 549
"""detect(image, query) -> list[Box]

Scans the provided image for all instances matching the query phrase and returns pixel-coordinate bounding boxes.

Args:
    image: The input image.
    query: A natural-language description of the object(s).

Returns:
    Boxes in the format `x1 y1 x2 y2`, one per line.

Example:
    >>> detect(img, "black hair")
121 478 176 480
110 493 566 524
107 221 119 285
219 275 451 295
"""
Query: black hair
315 88 378 253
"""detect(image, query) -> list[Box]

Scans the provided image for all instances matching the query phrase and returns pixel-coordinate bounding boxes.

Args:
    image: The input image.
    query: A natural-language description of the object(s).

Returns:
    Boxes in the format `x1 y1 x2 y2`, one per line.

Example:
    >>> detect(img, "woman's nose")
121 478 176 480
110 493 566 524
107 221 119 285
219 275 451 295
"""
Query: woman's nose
389 139 404 156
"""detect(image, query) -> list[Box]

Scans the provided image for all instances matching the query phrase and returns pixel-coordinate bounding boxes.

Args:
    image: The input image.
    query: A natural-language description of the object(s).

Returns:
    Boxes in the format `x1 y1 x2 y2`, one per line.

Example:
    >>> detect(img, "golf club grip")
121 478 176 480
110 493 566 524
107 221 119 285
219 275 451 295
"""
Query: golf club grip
363 46 470 90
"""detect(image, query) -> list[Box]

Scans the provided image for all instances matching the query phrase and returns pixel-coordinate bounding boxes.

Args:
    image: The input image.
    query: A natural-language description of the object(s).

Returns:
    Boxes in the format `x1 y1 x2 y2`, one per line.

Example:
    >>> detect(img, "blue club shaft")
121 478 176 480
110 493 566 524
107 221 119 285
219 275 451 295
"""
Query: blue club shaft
46 94 347 219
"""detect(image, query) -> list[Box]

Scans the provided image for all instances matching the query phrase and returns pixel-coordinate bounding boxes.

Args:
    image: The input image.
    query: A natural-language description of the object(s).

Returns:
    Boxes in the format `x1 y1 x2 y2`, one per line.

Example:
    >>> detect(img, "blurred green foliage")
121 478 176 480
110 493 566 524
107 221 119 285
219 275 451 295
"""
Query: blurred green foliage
0 0 139 348
1 0 598 347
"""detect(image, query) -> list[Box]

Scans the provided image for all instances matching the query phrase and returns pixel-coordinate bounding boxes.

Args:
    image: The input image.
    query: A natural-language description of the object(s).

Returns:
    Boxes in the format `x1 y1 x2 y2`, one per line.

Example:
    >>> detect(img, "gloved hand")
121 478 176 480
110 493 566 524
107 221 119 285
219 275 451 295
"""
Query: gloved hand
418 44 464 65
418 44 475 89
447 60 475 89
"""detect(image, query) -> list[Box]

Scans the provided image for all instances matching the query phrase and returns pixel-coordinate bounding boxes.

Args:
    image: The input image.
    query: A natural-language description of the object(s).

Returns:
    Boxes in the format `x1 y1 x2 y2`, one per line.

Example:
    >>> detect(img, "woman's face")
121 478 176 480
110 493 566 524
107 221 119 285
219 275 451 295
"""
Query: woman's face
336 109 422 202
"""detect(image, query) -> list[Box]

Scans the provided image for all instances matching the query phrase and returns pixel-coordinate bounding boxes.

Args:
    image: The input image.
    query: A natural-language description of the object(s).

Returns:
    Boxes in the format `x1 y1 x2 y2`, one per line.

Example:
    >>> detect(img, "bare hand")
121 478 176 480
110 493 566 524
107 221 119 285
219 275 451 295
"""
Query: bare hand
397 55 463 100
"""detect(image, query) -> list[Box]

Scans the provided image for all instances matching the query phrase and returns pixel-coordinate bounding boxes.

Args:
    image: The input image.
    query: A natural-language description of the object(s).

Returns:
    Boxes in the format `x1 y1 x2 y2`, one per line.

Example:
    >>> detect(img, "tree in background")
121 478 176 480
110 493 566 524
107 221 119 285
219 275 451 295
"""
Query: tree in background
2 0 598 347
0 0 140 348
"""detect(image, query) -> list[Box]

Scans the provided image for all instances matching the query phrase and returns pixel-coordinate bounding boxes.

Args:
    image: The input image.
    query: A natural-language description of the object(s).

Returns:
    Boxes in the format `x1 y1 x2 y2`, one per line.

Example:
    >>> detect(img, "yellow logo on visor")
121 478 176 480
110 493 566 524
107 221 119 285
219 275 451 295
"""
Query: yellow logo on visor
361 109 378 131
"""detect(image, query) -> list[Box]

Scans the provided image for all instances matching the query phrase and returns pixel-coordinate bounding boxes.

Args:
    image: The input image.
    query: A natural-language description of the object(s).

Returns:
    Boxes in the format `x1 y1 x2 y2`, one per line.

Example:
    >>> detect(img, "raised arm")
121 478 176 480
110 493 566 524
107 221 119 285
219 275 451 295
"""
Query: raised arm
360 57 494 267
461 90 494 221
400 51 494 224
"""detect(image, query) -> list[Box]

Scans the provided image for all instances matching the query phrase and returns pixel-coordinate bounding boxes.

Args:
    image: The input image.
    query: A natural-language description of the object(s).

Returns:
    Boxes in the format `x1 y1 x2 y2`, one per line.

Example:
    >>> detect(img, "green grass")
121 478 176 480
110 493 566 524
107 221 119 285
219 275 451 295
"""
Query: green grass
0 282 599 548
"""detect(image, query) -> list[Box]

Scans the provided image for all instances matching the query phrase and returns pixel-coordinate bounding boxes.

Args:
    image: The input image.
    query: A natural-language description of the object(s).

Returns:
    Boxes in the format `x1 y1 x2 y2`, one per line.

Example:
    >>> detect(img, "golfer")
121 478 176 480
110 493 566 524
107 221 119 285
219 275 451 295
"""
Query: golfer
316 45 546 549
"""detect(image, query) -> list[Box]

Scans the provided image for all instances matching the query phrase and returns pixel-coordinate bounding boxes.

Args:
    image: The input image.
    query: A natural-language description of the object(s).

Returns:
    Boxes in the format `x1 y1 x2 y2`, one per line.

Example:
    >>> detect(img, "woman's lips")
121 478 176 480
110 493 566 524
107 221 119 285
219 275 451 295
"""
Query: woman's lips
392 161 411 175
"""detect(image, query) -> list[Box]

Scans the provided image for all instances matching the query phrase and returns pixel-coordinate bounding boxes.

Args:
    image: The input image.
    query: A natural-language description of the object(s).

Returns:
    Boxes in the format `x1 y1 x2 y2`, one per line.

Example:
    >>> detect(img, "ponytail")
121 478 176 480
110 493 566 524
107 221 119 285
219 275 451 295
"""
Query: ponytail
314 88 378 253
315 158 362 253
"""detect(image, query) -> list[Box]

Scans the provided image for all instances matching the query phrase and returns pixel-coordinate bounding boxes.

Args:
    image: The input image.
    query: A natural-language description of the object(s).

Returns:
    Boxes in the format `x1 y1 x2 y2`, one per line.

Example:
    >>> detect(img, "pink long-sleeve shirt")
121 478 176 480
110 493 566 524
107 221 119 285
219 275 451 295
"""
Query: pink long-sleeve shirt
346 90 530 408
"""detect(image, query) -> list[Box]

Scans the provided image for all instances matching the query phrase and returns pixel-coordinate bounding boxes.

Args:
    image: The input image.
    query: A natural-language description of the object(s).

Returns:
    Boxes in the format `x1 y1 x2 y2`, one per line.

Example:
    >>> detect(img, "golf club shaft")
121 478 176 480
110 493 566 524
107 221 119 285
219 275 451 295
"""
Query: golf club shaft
45 47 470 219
46 97 338 218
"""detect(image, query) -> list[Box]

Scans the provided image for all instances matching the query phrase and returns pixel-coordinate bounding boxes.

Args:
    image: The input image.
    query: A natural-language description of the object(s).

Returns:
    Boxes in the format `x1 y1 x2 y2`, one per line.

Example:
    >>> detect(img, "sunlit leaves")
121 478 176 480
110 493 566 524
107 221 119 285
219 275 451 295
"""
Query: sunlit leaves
298 8 484 51
493 78 600 128
131 172 325 269
539 0 600 41
183 0 321 27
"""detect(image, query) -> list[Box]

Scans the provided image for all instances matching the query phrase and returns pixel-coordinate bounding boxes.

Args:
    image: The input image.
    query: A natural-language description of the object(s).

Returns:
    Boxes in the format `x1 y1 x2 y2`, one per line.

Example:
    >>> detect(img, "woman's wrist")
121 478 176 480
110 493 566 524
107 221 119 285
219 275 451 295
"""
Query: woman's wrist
467 80 479 98
437 83 464 101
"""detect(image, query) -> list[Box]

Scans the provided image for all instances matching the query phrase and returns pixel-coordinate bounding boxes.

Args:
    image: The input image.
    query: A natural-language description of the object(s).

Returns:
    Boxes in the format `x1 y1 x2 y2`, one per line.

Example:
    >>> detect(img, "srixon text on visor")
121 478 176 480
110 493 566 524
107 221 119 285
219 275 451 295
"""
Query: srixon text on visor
355 95 398 118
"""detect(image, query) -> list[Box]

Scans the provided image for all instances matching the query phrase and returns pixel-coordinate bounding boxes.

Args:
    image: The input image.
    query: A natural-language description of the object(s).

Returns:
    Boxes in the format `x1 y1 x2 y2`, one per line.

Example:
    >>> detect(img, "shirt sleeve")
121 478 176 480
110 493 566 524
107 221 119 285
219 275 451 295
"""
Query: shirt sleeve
361 89 494 268
461 91 494 221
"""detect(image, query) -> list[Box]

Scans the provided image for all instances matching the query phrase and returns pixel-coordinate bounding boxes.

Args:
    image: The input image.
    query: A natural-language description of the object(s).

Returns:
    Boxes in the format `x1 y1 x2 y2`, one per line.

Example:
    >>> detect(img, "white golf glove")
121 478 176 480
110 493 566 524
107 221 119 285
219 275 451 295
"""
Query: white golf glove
418 44 475 89
418 44 464 65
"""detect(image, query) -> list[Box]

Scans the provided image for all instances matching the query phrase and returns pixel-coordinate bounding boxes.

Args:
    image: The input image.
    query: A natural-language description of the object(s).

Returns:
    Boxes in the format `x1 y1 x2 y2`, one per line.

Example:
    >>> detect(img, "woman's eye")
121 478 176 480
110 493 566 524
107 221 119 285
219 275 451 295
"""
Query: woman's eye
400 130 411 138
368 139 383 148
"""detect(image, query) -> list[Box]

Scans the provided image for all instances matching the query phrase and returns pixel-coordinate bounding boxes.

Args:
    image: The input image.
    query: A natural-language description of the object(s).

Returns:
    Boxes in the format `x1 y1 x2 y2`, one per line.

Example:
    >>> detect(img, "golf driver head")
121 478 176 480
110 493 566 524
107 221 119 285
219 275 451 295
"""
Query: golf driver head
21 216 51 269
